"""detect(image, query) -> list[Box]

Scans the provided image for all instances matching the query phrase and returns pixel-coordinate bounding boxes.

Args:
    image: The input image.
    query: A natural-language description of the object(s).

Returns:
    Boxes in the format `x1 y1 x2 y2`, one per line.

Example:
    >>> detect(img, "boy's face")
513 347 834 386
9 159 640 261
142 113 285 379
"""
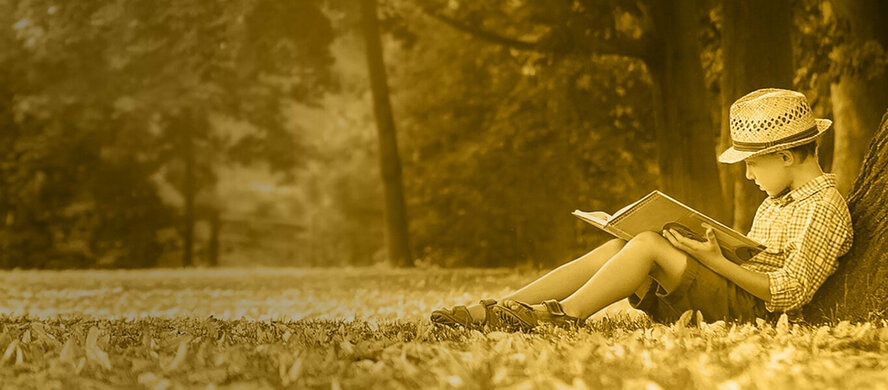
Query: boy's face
744 152 793 197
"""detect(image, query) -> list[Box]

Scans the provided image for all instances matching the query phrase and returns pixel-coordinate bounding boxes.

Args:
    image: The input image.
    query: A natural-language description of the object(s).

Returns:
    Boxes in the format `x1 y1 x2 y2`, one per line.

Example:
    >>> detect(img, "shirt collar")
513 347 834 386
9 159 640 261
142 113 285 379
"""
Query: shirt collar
770 173 837 206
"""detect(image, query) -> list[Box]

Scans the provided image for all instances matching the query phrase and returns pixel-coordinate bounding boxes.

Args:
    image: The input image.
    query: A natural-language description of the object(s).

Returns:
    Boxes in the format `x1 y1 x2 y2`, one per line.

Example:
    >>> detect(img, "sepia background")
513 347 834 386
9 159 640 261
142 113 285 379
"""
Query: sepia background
1 0 886 271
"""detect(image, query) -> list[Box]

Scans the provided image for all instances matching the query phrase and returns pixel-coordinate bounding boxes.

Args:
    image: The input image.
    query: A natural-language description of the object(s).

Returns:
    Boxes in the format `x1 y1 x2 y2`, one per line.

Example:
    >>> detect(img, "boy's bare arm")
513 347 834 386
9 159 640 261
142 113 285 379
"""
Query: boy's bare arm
663 225 771 301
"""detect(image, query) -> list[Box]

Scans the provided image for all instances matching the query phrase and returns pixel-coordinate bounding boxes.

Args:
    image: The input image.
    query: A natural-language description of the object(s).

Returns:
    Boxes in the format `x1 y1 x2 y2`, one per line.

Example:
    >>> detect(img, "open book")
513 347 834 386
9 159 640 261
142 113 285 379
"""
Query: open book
573 191 765 264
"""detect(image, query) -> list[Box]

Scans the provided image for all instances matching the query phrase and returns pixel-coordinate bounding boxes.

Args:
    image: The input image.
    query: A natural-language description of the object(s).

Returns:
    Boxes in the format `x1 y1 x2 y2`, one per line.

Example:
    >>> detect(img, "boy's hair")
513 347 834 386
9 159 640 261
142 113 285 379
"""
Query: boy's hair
786 140 818 162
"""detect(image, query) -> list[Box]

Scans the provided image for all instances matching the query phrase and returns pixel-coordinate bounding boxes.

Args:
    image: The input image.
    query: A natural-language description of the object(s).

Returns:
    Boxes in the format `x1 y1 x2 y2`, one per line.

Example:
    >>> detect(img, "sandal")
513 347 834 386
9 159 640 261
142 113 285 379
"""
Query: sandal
430 299 502 329
492 299 582 331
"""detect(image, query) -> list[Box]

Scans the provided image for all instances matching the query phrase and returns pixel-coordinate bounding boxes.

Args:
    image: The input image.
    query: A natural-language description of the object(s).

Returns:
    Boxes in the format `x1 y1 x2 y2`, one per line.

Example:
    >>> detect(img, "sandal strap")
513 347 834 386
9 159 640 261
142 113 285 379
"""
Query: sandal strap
495 299 582 330
431 305 472 327
542 300 581 327
542 300 566 316
432 299 501 329
479 298 502 329
451 305 472 324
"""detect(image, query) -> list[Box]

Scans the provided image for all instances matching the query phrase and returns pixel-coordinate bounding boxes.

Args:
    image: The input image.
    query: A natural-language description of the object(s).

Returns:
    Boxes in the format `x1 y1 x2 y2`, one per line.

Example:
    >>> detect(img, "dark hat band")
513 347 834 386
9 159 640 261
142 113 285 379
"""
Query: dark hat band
732 125 819 152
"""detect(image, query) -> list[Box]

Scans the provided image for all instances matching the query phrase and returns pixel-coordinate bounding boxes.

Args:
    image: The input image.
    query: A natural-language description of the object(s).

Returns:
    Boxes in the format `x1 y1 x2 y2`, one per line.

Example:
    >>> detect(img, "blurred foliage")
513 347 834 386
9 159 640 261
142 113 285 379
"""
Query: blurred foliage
0 0 884 268
292 94 385 267
387 1 658 267
0 0 334 268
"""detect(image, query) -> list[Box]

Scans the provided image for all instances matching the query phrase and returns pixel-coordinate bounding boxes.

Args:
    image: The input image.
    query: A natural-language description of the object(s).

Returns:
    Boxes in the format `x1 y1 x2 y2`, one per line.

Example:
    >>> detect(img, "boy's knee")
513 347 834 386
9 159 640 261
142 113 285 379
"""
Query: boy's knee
631 231 666 245
602 238 627 252
628 231 671 253
629 231 686 278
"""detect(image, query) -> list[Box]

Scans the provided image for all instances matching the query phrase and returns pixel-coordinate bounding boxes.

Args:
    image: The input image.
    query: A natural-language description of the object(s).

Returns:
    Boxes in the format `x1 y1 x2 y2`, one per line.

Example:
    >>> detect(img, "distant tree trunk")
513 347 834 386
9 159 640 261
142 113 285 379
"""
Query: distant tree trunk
829 0 888 195
646 0 725 221
719 0 793 231
361 0 413 267
806 109 888 322
208 210 220 267
0 176 9 268
182 119 195 268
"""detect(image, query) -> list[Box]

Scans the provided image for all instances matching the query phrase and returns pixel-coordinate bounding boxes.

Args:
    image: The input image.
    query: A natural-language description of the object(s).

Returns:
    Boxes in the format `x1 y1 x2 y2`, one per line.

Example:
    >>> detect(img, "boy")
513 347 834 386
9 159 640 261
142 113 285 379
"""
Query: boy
430 88 853 329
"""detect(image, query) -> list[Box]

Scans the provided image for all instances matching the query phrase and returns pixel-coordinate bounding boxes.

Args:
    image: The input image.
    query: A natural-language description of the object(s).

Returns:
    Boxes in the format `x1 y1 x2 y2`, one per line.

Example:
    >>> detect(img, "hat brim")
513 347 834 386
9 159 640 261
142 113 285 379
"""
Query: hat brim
718 118 832 164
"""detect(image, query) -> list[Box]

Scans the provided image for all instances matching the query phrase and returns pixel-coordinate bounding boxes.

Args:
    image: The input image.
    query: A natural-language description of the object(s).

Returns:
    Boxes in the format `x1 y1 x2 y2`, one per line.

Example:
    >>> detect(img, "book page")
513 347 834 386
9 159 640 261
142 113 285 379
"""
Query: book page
610 195 649 219
575 191 765 264
609 191 764 263
571 210 611 228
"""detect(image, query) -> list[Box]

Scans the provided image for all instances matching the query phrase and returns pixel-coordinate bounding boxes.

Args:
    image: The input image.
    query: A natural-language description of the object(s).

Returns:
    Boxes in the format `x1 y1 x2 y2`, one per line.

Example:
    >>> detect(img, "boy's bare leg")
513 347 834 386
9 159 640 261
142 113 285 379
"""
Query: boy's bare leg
504 239 627 303
464 239 626 321
557 231 688 319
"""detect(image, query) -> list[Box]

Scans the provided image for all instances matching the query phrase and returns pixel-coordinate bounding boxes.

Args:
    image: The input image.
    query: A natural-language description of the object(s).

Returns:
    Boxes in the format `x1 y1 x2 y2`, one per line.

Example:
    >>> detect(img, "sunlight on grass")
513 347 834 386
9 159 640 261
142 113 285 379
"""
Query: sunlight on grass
0 267 550 321
0 267 886 389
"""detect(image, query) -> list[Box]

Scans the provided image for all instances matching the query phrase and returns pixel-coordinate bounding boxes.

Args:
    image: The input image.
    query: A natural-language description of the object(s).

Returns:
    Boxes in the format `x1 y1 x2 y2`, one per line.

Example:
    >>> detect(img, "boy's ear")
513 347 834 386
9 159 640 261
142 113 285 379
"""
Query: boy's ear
777 150 795 166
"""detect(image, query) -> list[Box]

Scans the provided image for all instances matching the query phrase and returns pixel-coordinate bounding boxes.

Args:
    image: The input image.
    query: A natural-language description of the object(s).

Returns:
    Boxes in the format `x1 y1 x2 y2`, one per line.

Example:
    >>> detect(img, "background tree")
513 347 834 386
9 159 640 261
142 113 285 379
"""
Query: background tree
646 0 726 220
361 0 413 267
386 2 658 266
423 0 726 220
718 0 794 231
0 0 334 268
0 1 175 268
827 0 888 195
139 0 335 267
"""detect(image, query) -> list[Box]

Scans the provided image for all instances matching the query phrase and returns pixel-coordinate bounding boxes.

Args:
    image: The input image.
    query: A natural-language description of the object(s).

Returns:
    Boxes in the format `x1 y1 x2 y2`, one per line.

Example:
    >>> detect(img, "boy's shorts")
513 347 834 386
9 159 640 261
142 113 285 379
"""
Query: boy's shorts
629 257 769 323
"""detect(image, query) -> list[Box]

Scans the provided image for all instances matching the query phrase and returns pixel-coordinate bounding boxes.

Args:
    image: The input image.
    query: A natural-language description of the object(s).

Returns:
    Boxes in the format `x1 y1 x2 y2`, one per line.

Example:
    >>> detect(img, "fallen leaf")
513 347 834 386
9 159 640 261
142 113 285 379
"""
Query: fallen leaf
163 340 189 373
14 341 24 366
1 339 18 365
776 314 790 337
85 326 112 370
59 337 78 365
282 352 304 386
675 310 694 329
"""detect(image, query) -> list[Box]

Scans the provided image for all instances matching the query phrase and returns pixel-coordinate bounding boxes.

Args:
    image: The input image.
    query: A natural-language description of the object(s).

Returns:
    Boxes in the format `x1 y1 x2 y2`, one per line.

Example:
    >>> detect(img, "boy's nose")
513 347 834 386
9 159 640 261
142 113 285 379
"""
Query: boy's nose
745 165 754 180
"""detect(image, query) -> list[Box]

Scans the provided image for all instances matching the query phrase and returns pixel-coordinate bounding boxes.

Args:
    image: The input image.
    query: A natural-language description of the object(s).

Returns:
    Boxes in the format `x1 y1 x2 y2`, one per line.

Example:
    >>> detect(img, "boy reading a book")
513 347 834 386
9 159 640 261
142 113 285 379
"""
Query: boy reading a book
431 88 853 328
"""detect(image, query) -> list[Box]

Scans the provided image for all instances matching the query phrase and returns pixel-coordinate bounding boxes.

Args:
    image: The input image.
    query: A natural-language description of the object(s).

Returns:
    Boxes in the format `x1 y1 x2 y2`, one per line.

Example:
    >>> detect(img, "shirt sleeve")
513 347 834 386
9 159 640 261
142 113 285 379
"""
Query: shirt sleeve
764 200 852 312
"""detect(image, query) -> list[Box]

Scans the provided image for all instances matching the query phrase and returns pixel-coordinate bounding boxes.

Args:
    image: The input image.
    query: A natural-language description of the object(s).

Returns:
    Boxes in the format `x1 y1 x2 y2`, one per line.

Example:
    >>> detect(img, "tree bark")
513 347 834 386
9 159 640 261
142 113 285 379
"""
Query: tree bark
718 0 794 232
208 210 220 267
181 112 196 268
806 109 888 322
646 0 726 220
361 0 413 267
828 0 888 196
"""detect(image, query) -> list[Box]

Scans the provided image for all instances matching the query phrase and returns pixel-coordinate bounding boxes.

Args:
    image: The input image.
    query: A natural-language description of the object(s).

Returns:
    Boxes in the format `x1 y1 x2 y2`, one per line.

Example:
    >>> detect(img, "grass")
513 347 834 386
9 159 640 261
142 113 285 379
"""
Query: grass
0 267 886 389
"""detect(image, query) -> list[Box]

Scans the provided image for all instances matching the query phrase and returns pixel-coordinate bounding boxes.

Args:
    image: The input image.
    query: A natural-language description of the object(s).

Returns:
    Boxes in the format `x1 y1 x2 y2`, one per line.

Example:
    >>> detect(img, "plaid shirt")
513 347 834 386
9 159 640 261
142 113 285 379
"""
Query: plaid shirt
741 174 853 313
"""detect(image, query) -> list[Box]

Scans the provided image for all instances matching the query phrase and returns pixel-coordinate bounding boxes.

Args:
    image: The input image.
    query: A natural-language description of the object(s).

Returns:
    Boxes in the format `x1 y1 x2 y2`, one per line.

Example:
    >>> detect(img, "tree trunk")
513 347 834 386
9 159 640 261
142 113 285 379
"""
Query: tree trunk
828 0 888 196
208 210 220 267
181 114 196 268
719 0 794 231
646 0 726 220
361 0 413 267
805 109 888 322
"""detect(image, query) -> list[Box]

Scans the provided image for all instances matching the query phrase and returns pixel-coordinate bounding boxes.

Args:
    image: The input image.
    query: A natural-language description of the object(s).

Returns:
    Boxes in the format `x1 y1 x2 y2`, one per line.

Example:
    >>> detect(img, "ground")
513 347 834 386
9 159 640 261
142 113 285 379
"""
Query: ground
0 267 886 389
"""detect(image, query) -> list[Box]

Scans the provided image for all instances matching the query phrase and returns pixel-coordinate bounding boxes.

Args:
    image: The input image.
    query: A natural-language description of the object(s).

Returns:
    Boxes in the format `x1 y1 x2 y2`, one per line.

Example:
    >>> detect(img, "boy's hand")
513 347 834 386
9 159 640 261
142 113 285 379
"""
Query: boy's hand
662 223 724 265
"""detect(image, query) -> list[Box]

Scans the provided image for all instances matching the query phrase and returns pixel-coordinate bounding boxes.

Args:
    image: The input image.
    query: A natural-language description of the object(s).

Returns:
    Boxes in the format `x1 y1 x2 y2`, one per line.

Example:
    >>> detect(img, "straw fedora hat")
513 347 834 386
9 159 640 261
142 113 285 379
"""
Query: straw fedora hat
718 88 832 164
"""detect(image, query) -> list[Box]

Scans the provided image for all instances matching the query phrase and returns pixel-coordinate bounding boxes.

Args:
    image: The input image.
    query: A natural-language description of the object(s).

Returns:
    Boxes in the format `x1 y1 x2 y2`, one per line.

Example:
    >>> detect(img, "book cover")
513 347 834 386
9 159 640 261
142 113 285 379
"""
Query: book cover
573 191 765 264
